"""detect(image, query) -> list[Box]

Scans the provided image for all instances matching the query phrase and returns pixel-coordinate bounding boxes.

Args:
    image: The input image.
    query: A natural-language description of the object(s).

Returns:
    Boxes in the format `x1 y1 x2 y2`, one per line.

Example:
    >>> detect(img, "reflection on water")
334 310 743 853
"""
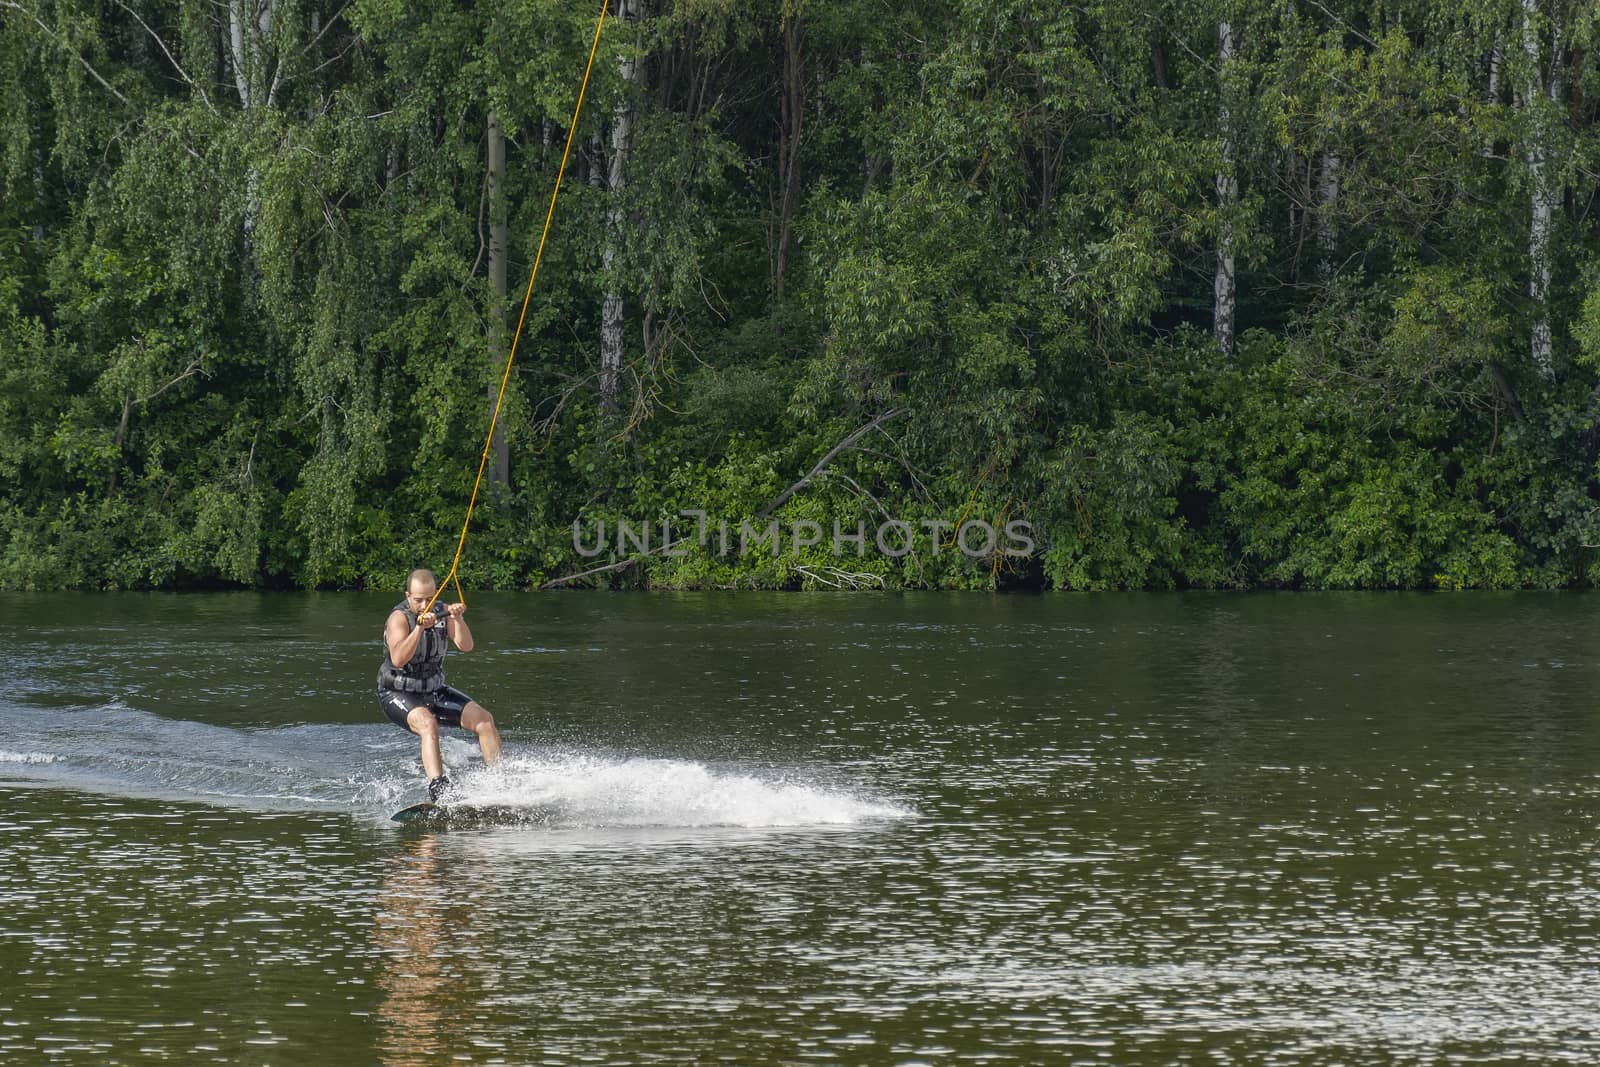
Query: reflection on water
375 835 494 1067
2 592 1600 1063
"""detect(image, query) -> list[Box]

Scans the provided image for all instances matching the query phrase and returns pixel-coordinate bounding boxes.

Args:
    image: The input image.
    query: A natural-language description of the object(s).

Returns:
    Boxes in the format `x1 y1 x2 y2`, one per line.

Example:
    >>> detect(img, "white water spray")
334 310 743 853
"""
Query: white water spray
450 750 911 828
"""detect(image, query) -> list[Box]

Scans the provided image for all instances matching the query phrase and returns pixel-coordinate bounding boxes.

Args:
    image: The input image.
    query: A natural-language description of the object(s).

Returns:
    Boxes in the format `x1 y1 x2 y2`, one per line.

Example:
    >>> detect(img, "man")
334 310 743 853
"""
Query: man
378 568 502 802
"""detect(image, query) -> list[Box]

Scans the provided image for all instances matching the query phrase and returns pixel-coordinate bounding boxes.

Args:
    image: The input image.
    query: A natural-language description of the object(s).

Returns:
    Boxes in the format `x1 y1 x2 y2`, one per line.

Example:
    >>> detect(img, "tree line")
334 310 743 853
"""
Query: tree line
2 0 1598 590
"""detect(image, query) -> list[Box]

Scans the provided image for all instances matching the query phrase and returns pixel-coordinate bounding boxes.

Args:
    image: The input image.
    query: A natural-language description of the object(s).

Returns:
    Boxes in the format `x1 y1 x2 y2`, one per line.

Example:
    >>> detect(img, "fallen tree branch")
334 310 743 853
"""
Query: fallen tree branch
833 471 892 523
540 534 689 589
796 565 884 590
540 408 912 589
756 408 906 520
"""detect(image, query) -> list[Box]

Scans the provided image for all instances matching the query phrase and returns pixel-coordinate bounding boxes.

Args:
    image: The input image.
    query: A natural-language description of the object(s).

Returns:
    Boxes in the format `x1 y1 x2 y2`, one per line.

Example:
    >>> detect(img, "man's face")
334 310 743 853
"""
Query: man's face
406 583 437 613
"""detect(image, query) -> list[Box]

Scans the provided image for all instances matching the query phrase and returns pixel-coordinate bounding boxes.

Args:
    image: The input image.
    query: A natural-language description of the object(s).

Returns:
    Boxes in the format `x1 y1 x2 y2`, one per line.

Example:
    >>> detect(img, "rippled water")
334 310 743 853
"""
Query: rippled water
3 592 1599 1064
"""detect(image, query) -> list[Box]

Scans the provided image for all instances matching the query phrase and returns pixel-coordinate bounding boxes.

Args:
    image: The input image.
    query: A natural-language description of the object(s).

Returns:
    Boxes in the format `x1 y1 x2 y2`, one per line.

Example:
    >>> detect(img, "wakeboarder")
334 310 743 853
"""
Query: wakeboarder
377 568 502 801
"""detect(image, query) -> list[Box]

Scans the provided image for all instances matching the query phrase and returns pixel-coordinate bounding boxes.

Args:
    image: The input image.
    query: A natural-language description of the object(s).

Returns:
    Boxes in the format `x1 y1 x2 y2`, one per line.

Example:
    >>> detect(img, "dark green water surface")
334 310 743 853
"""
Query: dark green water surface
3 592 1599 1065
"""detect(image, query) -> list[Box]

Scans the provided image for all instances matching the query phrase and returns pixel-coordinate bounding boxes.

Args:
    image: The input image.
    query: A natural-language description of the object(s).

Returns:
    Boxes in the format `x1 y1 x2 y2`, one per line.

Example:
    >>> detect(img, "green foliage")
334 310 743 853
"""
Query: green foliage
1 0 1598 590
1038 411 1187 591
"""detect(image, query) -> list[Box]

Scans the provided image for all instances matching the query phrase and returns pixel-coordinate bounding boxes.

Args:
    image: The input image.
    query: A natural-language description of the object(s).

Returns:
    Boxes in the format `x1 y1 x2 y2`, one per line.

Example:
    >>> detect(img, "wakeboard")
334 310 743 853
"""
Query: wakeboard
390 800 553 827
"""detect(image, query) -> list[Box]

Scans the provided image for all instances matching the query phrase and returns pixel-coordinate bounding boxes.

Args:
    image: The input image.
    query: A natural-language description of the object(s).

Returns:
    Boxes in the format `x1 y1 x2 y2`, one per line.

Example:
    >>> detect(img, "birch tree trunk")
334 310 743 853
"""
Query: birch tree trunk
773 9 803 300
225 0 279 266
1214 20 1238 357
1520 0 1558 380
486 111 510 486
1488 37 1503 104
599 0 638 415
1316 145 1340 279
1479 37 1503 160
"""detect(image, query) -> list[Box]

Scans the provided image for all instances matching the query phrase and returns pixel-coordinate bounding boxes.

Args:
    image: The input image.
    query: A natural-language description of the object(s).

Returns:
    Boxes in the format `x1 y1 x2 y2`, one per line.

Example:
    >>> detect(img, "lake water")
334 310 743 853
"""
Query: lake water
2 592 1598 1065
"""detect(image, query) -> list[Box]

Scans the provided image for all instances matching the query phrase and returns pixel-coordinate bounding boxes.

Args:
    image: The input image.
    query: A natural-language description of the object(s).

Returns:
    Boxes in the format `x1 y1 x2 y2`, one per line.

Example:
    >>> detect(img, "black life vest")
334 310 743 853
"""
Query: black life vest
377 600 447 692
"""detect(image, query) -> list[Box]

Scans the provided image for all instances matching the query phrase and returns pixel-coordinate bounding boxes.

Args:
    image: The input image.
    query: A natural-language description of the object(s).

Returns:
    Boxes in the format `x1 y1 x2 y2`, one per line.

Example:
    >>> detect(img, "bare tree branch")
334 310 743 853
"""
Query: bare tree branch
111 0 217 114
540 534 688 589
278 34 360 87
756 408 907 520
833 471 893 523
797 565 883 590
541 409 912 589
299 1 351 55
4 0 131 107
137 361 208 405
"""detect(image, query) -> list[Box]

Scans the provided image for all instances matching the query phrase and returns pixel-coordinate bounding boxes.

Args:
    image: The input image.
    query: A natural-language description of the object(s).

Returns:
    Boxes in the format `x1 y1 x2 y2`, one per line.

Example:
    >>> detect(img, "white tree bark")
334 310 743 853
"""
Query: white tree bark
1214 20 1238 356
1316 147 1340 278
226 0 279 109
226 0 279 260
773 11 803 299
228 0 252 108
599 0 638 415
1520 0 1559 380
1477 37 1504 160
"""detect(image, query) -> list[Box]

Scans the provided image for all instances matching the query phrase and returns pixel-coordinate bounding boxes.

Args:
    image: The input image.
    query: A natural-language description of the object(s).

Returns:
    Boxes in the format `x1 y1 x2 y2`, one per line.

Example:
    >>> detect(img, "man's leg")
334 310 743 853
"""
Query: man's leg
406 705 445 780
460 702 502 765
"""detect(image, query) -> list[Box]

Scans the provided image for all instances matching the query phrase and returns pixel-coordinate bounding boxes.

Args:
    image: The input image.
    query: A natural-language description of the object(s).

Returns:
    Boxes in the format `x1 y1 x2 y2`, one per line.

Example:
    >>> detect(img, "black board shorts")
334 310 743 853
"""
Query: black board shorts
378 685 476 734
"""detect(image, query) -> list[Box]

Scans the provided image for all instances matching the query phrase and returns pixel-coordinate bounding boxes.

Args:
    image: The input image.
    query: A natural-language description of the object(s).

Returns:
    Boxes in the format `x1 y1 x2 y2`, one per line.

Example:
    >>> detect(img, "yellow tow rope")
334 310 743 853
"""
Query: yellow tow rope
425 0 612 616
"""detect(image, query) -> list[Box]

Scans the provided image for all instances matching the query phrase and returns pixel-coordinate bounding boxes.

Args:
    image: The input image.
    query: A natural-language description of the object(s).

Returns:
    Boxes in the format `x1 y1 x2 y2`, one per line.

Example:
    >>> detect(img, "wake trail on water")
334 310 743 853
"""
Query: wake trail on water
0 700 910 829
452 753 910 827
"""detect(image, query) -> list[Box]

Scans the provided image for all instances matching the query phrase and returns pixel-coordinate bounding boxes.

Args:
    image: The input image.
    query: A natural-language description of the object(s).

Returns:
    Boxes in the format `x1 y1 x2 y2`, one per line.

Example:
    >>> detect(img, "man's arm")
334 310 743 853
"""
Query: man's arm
386 610 436 666
445 603 474 653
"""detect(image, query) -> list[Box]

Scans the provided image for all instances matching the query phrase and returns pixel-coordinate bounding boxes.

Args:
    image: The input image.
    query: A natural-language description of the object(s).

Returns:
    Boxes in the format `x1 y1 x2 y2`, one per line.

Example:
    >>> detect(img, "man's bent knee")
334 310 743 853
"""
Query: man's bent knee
407 707 438 735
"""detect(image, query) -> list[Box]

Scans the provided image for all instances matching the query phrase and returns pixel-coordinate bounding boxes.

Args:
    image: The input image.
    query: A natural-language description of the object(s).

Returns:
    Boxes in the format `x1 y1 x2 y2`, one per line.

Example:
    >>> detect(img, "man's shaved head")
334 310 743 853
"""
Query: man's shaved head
406 568 438 594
